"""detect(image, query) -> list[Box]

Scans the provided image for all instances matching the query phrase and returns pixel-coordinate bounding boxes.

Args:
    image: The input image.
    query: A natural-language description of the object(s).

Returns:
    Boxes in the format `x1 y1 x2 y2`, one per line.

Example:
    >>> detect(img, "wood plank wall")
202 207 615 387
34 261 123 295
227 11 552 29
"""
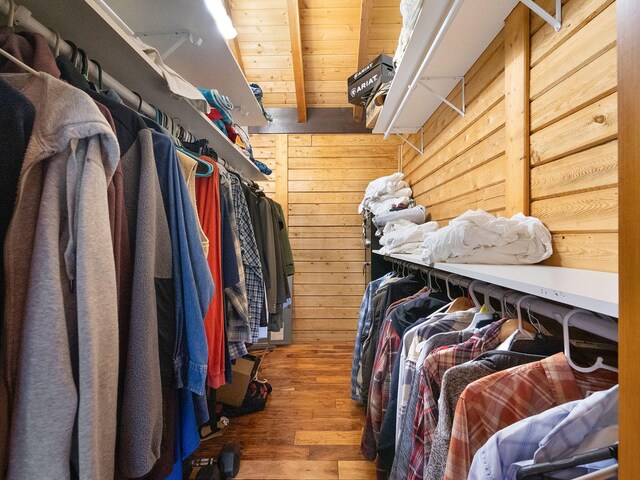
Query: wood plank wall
401 0 618 272
253 133 400 342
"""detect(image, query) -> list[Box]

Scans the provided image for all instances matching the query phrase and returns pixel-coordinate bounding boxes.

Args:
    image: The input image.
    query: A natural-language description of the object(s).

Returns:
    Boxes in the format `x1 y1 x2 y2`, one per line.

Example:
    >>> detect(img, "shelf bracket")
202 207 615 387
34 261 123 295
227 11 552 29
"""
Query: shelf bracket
395 128 424 156
519 0 562 32
134 31 203 60
418 76 466 117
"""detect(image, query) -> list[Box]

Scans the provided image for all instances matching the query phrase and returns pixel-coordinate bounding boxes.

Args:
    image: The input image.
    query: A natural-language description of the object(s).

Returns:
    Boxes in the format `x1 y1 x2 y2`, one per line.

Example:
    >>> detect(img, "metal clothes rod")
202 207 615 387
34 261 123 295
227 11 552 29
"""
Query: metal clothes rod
384 256 619 343
0 0 250 182
383 0 465 140
0 0 157 118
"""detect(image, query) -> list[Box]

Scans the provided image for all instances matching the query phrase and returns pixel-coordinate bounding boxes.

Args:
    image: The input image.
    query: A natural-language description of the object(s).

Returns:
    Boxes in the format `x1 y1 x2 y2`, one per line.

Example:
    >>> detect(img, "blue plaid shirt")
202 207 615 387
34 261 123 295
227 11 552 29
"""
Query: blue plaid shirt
351 274 393 402
229 174 264 343
469 385 618 480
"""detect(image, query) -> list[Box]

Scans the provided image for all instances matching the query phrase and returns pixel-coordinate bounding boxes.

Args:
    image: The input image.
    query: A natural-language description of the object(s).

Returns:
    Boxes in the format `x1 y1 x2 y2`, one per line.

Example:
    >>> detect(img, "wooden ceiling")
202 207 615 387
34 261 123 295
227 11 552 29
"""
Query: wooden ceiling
227 0 402 118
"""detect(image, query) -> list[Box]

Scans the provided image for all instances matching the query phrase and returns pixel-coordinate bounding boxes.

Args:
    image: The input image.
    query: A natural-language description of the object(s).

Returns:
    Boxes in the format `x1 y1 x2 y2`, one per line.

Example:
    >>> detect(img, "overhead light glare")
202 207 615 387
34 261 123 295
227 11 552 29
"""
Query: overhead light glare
204 0 238 39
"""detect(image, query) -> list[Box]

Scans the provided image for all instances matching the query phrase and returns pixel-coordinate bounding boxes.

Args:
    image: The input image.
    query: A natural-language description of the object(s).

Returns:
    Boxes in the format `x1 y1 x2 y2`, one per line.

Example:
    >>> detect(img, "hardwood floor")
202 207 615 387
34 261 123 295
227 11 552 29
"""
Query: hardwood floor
195 343 375 479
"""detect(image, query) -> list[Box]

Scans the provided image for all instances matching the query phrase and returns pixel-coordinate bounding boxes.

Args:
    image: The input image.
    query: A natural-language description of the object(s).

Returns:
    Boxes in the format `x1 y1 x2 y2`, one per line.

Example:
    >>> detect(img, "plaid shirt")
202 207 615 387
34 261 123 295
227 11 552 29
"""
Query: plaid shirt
444 353 618 480
352 274 393 402
468 385 618 480
391 329 479 480
220 171 250 360
229 174 264 343
361 288 431 460
396 310 477 441
406 319 506 480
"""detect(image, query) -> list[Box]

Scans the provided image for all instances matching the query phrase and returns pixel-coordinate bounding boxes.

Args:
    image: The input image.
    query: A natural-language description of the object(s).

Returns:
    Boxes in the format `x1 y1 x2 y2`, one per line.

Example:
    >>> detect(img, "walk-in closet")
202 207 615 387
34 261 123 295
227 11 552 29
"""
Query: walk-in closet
0 0 637 479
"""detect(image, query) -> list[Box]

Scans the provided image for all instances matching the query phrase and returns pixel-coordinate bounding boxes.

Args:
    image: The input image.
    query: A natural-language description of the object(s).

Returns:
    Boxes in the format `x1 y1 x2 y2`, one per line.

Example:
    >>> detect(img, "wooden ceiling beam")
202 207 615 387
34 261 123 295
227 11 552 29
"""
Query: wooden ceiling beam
223 0 246 74
354 0 374 121
286 0 308 123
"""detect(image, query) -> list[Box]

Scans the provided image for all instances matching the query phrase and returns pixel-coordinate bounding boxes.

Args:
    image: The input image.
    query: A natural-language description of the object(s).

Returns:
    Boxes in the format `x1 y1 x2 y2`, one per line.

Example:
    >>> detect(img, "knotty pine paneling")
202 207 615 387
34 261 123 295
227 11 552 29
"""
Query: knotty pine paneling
402 0 618 272
231 0 401 108
255 133 399 342
403 32 507 225
529 0 618 271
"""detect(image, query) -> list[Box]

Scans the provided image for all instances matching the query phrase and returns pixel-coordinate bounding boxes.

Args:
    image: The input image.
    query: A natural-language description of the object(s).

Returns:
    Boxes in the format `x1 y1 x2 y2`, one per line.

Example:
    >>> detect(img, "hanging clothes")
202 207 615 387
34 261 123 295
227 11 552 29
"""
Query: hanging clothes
218 166 251 361
2 72 120 479
0 24 289 480
425 350 545 480
229 173 264 343
196 163 227 389
443 353 617 480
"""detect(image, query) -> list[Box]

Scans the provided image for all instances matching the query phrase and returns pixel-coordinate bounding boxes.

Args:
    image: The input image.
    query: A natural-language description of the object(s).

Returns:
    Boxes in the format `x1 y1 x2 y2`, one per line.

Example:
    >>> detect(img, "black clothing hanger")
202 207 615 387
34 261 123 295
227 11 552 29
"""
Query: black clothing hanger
516 444 618 480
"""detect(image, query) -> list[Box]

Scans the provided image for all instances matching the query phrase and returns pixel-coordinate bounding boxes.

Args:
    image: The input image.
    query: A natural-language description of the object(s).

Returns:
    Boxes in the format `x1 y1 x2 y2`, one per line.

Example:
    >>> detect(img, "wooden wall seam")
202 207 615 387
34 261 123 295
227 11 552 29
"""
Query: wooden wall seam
504 3 531 216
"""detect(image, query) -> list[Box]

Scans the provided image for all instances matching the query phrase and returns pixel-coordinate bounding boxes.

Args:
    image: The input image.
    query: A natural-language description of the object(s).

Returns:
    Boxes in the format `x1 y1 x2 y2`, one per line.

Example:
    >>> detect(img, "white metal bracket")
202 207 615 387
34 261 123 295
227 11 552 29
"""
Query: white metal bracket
395 128 424 156
418 76 466 117
134 31 203 60
519 0 562 32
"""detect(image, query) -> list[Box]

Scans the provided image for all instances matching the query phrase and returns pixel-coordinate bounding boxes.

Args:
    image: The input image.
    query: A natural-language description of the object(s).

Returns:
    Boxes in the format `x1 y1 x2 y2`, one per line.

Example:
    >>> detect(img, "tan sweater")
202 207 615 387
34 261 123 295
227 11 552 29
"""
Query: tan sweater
1 73 120 480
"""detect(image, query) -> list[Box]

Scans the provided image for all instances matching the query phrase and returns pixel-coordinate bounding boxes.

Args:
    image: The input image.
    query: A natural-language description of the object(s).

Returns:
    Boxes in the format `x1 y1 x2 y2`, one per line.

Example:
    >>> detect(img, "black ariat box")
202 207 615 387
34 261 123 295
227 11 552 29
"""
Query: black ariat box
347 54 395 107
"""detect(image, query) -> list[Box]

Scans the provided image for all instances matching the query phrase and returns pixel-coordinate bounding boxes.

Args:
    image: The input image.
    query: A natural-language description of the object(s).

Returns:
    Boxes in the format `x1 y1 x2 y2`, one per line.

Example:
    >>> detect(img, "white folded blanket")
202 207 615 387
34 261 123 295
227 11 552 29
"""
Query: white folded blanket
420 210 553 265
379 220 439 255
373 205 427 228
359 173 411 214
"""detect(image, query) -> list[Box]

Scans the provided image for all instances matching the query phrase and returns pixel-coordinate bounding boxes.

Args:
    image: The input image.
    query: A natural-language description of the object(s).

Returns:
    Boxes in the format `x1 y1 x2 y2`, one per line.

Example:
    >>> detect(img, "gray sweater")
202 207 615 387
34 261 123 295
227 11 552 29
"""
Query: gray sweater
117 128 171 478
2 73 120 480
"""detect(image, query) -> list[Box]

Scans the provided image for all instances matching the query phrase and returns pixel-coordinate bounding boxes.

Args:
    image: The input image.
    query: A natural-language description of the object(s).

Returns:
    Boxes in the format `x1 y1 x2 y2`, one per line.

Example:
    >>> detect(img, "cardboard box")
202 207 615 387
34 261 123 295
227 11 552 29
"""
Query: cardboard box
365 98 381 128
365 85 389 128
216 355 261 407
347 54 395 107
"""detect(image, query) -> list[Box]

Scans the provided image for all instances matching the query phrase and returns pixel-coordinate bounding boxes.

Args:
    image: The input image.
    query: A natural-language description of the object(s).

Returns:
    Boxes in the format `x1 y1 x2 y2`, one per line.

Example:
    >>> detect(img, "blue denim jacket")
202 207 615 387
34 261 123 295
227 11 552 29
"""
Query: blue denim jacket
151 131 214 396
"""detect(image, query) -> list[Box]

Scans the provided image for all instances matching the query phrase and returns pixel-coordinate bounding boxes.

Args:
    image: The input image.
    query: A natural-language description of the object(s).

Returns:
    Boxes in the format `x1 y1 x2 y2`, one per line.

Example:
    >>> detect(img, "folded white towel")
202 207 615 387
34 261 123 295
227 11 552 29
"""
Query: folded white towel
373 205 427 228
379 220 438 255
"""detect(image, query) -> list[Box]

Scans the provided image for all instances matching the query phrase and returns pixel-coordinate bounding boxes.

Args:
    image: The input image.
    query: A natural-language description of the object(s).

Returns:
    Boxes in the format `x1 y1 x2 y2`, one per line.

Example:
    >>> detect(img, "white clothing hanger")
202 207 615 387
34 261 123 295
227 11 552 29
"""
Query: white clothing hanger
460 283 493 332
496 294 537 350
468 279 481 308
0 47 43 77
6 0 15 27
562 309 618 373
1 4 43 78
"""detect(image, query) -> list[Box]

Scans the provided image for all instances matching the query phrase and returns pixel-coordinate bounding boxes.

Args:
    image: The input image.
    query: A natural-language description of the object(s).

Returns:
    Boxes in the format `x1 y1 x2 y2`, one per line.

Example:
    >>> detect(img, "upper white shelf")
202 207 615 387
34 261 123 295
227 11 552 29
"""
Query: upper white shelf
373 251 619 318
15 0 267 181
372 0 520 135
101 0 268 128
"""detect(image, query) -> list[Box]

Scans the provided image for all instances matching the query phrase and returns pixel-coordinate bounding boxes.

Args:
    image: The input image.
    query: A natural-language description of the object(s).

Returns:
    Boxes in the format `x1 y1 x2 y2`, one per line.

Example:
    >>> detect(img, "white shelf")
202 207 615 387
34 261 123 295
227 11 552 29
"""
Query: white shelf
101 0 268 127
373 251 619 318
15 0 267 181
373 0 520 135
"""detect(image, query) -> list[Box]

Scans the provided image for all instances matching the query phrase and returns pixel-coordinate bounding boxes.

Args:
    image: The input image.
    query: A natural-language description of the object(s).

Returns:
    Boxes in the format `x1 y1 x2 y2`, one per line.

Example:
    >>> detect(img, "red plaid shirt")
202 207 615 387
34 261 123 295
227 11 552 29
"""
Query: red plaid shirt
443 352 618 480
361 289 430 460
406 319 506 480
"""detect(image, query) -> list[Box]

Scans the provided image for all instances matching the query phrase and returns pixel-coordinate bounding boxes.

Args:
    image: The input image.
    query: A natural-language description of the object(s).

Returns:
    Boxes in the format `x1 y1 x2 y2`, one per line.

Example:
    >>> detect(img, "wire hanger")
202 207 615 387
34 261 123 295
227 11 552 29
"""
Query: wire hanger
562 309 618 373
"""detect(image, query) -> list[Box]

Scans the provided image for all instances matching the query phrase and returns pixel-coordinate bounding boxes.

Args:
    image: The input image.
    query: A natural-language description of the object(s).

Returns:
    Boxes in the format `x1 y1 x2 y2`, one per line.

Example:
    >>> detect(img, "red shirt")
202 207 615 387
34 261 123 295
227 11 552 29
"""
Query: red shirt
196 162 226 388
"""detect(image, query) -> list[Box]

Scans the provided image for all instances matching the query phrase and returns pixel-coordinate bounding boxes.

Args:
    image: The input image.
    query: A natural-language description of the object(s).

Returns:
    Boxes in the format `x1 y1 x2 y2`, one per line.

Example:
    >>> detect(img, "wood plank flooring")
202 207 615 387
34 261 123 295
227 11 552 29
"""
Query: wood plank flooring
194 343 375 479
